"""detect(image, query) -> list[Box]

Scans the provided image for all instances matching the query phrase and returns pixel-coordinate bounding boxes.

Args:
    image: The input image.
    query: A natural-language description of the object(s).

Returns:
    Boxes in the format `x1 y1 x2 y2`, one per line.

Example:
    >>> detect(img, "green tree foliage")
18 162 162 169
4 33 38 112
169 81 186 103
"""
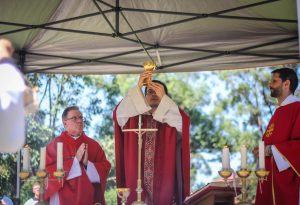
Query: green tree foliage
0 153 17 198
209 66 299 201
1 65 299 204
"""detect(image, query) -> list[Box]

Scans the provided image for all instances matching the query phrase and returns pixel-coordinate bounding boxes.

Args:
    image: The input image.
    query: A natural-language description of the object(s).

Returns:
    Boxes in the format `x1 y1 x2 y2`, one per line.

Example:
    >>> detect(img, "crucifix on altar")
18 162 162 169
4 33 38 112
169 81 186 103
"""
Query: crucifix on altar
122 114 157 205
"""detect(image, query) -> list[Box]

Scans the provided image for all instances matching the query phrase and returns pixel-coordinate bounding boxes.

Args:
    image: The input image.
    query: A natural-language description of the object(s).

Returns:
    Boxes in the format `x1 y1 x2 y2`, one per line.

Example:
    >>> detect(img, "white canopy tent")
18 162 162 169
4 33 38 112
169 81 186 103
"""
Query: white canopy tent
1 1 299 203
0 0 299 74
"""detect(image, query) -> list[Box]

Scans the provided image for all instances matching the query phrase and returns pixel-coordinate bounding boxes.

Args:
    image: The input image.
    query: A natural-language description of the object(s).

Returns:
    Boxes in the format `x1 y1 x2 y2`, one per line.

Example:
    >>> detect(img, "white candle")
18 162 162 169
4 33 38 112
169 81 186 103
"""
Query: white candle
138 115 141 128
23 147 30 171
39 147 46 170
222 146 230 170
57 142 63 170
241 145 247 169
259 141 265 169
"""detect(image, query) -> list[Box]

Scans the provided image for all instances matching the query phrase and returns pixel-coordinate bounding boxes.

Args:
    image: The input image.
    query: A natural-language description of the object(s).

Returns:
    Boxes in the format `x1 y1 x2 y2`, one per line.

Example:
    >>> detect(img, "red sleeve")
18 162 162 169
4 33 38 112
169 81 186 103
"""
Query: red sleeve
92 143 111 202
275 105 300 176
113 104 125 188
180 109 191 199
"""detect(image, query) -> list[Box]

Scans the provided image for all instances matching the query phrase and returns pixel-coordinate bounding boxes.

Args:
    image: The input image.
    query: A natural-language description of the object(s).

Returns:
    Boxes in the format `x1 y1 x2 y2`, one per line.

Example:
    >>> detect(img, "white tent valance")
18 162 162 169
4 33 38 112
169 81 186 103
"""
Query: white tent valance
0 0 298 74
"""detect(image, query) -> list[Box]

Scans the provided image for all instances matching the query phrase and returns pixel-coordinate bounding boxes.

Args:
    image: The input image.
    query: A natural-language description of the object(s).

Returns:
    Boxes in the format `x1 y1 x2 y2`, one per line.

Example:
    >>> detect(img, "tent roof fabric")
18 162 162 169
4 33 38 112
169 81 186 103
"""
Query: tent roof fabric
0 0 299 74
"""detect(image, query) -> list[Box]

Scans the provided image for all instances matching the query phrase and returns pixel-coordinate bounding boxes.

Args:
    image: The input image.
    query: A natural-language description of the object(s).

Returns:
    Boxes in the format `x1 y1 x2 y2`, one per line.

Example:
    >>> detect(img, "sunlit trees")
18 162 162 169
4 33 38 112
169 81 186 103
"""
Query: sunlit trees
1 65 299 204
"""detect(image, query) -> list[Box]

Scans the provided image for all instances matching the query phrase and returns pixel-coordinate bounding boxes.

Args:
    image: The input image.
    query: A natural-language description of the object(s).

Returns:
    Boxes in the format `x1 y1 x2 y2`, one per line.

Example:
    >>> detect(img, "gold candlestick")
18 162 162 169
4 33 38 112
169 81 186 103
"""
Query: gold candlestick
255 168 270 196
236 169 252 205
255 168 269 179
19 170 48 205
19 170 30 180
218 169 232 184
36 170 48 205
117 188 130 205
53 169 65 183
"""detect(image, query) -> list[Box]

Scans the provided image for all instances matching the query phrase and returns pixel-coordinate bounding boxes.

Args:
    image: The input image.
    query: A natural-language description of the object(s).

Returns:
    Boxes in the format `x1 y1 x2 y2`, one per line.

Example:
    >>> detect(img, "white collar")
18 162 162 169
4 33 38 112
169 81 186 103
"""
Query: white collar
278 94 300 107
69 133 82 140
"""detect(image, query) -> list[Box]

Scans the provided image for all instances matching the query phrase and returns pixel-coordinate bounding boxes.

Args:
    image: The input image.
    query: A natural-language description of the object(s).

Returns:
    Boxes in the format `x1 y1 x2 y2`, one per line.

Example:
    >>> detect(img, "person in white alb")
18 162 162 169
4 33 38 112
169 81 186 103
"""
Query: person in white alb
0 38 26 153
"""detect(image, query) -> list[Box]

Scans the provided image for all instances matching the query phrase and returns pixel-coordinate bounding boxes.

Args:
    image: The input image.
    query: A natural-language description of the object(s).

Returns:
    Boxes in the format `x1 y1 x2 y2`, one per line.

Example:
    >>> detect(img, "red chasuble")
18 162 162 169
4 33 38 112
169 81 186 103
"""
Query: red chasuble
255 102 300 205
44 131 111 205
113 107 190 205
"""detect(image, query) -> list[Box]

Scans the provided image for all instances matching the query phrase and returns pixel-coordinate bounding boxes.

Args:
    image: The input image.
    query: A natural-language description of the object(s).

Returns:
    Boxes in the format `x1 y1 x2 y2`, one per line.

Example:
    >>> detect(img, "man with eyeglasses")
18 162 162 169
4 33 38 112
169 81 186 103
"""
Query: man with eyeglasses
44 106 111 205
114 71 190 205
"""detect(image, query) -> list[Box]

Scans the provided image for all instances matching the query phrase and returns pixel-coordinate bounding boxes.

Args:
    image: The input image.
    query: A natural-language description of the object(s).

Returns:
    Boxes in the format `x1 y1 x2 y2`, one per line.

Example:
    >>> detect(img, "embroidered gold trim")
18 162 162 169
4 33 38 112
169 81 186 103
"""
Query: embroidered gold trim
265 123 274 138
273 146 300 177
271 157 276 205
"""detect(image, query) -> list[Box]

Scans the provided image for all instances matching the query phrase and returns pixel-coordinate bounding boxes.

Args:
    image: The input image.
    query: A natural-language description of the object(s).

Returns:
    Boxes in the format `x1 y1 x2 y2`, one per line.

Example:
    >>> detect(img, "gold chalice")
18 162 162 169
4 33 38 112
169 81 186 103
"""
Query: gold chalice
143 61 156 87
116 188 130 205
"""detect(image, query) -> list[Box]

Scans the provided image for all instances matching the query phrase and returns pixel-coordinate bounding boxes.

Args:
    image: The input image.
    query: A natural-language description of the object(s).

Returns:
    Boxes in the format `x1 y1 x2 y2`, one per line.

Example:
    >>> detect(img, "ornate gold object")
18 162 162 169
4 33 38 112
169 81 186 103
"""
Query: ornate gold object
237 169 251 178
236 169 252 205
36 170 48 178
255 169 269 178
53 169 65 182
218 169 232 179
19 171 30 180
143 60 156 87
36 170 48 205
132 200 146 205
116 188 130 205
122 115 157 205
218 169 233 187
265 123 274 138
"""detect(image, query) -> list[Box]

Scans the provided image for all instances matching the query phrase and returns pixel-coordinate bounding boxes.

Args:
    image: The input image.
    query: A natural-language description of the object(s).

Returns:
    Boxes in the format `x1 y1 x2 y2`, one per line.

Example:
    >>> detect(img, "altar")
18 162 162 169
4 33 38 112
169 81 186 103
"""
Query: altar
184 181 240 205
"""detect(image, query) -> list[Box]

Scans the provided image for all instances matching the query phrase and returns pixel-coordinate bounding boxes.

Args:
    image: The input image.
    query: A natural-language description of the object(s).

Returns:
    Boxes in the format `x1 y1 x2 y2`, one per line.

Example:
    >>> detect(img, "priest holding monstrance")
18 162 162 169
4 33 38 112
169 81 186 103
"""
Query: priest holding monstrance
113 61 190 205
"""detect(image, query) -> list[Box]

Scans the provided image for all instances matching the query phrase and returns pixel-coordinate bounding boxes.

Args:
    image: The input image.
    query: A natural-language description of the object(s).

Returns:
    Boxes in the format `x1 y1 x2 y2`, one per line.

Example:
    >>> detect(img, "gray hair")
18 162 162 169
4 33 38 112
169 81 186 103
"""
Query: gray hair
61 106 80 120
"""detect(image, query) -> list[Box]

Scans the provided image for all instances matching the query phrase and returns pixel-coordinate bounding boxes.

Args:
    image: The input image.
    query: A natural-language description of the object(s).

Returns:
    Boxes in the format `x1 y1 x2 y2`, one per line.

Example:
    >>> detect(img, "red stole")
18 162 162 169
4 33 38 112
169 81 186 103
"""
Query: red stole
255 102 300 205
114 107 190 205
44 131 111 205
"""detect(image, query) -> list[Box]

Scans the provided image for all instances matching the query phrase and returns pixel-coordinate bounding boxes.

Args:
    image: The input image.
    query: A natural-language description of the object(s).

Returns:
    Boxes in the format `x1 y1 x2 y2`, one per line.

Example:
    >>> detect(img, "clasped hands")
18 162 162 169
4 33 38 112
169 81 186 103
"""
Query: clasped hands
76 143 88 166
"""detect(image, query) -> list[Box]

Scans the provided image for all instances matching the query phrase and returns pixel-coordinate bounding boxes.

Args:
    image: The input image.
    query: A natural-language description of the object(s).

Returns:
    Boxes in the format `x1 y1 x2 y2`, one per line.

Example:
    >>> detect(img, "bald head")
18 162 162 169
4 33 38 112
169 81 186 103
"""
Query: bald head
0 38 14 60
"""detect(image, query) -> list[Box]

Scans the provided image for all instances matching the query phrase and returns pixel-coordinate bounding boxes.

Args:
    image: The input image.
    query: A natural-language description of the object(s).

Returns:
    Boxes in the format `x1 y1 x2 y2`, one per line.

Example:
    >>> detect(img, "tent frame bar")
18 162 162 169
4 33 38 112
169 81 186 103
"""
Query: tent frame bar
0 0 297 73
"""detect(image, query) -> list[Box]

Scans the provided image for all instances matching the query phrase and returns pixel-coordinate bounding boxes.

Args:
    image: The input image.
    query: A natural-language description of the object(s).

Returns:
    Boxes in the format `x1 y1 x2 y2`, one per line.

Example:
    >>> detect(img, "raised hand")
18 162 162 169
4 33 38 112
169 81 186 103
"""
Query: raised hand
138 71 152 88
148 82 165 99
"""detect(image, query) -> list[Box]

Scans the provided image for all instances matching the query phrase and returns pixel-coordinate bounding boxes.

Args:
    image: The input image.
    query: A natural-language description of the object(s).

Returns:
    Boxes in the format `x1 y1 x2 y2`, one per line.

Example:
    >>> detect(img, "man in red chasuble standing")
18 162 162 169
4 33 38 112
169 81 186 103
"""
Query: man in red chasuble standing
44 106 111 205
113 71 190 205
255 68 300 205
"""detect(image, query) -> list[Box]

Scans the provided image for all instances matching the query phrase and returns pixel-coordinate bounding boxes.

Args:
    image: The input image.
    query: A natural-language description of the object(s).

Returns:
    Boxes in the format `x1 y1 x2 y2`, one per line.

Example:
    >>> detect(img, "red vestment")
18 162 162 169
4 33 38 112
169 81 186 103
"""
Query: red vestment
255 102 300 205
44 131 111 205
114 107 190 205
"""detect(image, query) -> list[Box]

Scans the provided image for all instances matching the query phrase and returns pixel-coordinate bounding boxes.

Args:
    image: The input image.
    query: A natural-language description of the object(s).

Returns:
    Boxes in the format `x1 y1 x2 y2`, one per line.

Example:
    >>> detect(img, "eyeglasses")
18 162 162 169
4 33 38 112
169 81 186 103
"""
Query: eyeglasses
146 89 156 95
65 116 85 122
